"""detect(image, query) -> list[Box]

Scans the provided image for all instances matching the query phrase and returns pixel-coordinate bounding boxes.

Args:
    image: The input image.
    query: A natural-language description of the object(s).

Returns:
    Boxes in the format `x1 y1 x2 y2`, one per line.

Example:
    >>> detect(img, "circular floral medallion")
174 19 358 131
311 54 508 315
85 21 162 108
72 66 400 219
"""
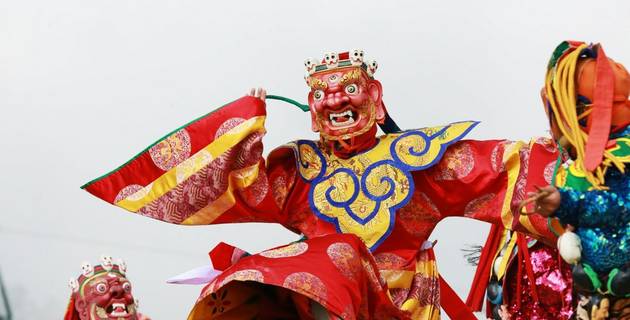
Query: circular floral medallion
260 242 308 258
218 269 264 288
149 129 191 171
242 173 268 207
272 175 289 209
215 118 246 138
115 183 152 203
374 252 407 270
283 272 327 301
327 242 361 281
434 142 474 181
464 193 497 218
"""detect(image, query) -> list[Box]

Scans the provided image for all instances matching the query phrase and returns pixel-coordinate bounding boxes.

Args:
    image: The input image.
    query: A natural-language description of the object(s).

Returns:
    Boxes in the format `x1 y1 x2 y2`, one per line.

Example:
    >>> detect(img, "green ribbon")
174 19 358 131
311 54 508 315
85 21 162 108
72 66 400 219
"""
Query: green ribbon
266 95 310 112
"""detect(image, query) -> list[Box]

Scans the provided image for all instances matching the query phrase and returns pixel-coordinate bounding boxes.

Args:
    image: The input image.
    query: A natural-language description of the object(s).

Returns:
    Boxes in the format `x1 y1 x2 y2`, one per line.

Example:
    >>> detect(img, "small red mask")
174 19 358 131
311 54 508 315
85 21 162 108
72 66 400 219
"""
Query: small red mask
66 259 138 320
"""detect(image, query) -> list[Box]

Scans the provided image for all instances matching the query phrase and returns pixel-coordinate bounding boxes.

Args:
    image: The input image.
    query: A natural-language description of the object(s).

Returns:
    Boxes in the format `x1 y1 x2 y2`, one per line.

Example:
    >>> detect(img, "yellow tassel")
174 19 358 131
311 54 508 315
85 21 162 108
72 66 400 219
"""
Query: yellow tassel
545 44 626 189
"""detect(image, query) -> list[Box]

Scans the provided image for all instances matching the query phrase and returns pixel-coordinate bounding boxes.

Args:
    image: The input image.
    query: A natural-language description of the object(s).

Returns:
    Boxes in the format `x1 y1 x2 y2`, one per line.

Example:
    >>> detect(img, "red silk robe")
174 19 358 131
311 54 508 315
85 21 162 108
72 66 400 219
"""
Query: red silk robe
83 96 559 319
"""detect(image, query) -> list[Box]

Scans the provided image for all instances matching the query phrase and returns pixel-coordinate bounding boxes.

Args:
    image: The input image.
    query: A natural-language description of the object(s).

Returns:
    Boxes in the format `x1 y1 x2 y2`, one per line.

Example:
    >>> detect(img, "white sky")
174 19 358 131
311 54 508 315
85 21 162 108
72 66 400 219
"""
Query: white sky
1 0 630 319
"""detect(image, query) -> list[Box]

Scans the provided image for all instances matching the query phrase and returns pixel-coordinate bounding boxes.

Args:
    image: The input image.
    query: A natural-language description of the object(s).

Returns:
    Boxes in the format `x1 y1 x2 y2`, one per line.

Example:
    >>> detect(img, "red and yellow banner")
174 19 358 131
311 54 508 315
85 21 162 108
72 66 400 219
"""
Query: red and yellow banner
82 96 267 224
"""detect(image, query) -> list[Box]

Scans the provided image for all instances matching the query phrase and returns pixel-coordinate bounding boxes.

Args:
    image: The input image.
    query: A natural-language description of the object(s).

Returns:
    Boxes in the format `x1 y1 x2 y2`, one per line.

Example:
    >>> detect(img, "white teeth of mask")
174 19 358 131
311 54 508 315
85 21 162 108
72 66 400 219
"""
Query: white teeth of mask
110 303 129 316
328 111 355 127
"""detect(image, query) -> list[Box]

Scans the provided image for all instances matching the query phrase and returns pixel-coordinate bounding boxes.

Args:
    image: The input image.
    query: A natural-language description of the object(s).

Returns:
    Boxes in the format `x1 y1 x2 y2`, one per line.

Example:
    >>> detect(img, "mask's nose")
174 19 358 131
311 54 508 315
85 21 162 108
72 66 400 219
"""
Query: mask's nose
324 92 350 110
110 285 124 298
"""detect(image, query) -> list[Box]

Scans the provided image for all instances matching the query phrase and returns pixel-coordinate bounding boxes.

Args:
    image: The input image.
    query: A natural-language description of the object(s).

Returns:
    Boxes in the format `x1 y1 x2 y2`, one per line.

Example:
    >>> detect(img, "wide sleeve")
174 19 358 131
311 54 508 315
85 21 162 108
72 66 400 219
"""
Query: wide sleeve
82 96 297 226
413 138 561 243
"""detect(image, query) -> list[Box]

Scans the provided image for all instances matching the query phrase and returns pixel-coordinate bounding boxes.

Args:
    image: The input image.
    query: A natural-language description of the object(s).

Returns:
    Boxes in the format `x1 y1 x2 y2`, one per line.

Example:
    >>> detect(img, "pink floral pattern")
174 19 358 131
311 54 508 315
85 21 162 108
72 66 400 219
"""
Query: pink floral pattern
149 129 191 171
464 193 498 218
242 171 268 207
260 242 308 258
374 253 407 270
433 142 474 181
409 274 440 306
219 269 264 288
114 184 144 203
327 242 362 281
283 272 327 301
271 175 289 209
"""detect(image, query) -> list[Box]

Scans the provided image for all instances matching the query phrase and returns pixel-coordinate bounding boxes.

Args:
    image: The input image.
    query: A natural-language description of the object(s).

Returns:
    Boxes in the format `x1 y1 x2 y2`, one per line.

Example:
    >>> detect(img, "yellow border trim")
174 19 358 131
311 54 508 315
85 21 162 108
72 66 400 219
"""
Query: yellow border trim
380 270 415 289
518 214 542 237
181 164 261 225
500 141 524 229
496 233 518 280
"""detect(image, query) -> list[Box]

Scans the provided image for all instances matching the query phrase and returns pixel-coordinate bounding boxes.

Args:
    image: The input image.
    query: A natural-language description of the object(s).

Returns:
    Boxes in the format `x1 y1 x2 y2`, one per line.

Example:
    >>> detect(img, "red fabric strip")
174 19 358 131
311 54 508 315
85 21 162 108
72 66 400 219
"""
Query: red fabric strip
515 242 523 310
466 224 502 311
585 46 615 171
516 235 540 303
440 275 477 320
64 296 80 320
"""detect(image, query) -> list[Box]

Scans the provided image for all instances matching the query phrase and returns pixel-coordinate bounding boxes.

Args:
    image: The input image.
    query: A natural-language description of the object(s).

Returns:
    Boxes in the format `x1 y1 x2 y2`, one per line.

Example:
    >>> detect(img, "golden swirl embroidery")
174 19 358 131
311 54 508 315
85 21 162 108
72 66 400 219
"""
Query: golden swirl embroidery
339 68 363 86
296 121 478 250
307 77 328 90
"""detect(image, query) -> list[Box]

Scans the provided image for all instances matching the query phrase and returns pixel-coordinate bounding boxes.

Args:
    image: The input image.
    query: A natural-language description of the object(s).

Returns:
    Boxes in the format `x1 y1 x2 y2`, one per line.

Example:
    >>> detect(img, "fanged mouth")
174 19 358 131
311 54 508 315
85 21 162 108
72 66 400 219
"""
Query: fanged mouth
327 109 359 128
96 302 133 319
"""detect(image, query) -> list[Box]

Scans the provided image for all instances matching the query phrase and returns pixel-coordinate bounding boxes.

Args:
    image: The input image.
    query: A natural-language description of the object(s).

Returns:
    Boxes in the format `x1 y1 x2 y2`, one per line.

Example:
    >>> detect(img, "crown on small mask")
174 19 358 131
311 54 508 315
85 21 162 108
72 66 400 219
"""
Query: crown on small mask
68 254 128 293
304 49 378 79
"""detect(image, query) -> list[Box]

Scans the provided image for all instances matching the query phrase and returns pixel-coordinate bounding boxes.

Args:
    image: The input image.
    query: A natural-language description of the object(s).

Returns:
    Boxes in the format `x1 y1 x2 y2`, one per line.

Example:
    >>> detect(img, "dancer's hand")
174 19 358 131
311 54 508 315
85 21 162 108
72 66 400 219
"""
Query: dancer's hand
248 87 267 101
518 185 560 217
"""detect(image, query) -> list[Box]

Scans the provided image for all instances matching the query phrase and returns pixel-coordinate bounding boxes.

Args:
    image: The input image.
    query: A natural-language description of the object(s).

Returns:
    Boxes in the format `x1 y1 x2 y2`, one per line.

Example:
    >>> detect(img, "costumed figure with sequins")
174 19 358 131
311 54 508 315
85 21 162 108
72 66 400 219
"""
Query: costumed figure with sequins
465 223 574 320
82 50 559 319
524 41 630 320
463 43 583 319
64 255 151 320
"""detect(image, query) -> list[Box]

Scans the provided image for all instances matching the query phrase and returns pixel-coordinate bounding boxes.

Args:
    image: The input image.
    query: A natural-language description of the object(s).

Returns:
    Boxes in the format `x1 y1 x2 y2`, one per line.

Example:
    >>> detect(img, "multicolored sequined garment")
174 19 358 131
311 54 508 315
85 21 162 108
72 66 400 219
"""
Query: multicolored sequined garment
555 127 630 275
553 127 630 318
83 96 558 319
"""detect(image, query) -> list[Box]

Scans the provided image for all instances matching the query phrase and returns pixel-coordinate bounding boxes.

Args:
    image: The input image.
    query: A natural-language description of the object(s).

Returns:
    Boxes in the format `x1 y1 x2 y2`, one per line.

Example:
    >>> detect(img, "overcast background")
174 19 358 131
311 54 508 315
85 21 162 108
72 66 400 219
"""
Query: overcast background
2 1 630 319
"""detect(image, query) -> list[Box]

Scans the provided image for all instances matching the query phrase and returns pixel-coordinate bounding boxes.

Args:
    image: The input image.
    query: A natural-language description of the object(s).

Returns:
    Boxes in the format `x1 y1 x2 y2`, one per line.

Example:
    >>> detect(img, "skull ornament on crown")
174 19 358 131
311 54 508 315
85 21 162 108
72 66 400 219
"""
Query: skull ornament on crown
64 255 139 320
304 50 386 151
